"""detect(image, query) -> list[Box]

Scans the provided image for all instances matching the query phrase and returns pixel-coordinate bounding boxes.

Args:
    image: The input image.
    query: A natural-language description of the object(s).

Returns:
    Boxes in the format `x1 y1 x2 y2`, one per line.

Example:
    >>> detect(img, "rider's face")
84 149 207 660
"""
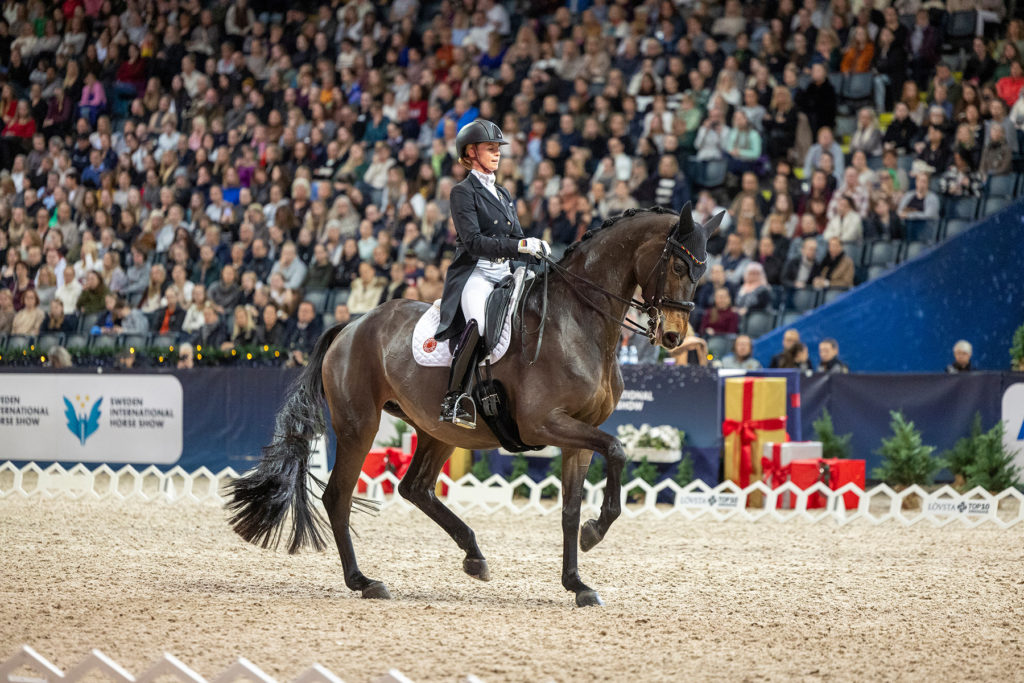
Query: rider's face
471 142 501 173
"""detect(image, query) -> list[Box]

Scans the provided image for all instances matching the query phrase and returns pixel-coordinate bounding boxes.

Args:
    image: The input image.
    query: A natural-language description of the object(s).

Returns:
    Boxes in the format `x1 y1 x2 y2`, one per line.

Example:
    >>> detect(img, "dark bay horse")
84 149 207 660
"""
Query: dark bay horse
228 204 720 606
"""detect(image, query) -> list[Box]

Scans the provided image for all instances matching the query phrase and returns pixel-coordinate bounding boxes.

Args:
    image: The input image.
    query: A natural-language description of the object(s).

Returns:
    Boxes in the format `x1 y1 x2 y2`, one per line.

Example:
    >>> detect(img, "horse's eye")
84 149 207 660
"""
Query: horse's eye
672 262 686 276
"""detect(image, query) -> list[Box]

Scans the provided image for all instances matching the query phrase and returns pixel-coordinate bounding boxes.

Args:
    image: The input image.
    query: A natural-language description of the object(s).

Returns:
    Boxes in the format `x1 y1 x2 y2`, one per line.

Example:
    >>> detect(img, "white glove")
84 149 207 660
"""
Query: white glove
518 238 551 258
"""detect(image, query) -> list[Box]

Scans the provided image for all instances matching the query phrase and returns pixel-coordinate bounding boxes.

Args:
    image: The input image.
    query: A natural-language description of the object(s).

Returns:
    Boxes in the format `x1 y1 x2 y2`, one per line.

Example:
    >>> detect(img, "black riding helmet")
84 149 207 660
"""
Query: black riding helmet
455 119 508 160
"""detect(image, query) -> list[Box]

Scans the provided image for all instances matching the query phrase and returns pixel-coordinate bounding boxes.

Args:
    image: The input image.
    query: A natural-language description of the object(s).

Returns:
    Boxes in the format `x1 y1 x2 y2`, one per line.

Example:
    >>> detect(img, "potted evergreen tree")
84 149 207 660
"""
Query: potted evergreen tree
873 411 942 509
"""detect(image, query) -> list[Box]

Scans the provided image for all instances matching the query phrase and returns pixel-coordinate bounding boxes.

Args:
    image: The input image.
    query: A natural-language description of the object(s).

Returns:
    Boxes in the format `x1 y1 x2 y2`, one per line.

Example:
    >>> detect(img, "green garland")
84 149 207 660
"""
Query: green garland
0 341 291 368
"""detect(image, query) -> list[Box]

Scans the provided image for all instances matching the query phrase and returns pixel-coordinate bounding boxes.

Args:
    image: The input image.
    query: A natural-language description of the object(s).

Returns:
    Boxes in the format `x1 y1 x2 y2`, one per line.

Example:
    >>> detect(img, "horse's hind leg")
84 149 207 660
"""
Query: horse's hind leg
322 408 390 599
396 431 490 581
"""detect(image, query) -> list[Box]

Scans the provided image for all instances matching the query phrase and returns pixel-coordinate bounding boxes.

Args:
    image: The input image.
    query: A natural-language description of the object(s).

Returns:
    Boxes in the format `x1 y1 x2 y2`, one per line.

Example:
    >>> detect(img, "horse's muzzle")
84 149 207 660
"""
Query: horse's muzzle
662 331 682 349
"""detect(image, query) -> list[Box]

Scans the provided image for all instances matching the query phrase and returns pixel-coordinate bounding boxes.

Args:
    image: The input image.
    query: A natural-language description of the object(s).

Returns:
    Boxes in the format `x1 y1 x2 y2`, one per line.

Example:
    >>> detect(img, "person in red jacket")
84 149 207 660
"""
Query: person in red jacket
996 60 1024 108
1 99 35 168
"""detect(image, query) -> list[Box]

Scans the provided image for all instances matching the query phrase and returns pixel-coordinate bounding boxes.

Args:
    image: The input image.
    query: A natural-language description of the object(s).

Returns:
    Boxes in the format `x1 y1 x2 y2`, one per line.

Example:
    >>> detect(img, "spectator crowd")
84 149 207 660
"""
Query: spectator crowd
0 0 1021 368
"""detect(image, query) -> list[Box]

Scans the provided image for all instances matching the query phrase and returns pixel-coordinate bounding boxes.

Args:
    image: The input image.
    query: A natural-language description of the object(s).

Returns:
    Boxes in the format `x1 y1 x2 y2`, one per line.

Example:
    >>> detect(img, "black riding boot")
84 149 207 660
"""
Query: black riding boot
439 321 483 429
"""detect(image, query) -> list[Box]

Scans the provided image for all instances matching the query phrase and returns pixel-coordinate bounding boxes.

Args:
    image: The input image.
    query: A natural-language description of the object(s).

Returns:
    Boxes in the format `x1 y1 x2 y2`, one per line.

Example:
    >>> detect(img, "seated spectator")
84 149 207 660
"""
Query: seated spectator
176 342 195 369
698 287 740 338
694 104 729 160
181 284 208 334
823 195 864 246
763 86 798 163
719 334 762 370
945 340 974 373
897 173 940 222
938 152 984 198
190 302 229 350
418 264 445 303
332 305 352 331
882 102 919 155
997 60 1024 108
769 328 802 368
716 233 751 286
723 110 763 177
151 286 185 335
979 123 1014 177
907 10 940 88
803 127 844 183
637 154 690 210
915 124 951 174
778 341 812 371
76 270 110 316
863 198 904 242
734 262 772 316
797 64 838 134
260 302 288 348
840 26 874 74
348 262 386 315
42 298 77 334
285 299 325 366
813 237 855 291
207 264 243 314
782 238 821 290
55 265 82 313
0 289 14 335
227 304 263 351
817 338 850 374
11 289 45 335
138 264 168 314
850 108 883 158
1 100 36 169
757 236 786 286
873 27 907 113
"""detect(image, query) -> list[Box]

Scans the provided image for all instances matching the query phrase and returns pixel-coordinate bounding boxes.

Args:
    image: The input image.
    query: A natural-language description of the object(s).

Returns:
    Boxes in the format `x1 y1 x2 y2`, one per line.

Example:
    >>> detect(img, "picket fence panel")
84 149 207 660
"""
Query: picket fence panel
1 461 1021 528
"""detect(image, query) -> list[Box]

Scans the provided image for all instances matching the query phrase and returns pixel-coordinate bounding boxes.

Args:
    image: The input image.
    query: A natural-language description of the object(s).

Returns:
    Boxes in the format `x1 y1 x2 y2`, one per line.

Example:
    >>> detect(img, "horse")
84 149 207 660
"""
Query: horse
227 203 721 607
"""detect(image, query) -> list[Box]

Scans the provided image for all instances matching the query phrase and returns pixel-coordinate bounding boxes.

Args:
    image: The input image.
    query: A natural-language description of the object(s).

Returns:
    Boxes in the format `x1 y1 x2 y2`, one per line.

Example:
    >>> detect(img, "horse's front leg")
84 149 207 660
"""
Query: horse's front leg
559 448 602 607
524 412 627 604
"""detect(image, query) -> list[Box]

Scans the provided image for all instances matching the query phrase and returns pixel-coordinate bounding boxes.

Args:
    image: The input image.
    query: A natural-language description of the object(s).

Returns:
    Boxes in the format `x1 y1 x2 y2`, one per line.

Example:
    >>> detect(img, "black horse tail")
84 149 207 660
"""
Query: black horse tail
226 324 345 554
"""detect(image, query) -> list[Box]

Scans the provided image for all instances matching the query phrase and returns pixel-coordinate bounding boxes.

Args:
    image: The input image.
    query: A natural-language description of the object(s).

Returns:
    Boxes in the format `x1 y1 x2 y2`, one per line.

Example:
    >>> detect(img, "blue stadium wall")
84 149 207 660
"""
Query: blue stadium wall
752 202 1024 372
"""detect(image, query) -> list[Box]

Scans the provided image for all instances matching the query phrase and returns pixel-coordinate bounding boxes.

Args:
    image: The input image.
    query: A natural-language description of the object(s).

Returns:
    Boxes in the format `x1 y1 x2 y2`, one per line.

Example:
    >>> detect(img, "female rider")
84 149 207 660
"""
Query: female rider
434 119 550 428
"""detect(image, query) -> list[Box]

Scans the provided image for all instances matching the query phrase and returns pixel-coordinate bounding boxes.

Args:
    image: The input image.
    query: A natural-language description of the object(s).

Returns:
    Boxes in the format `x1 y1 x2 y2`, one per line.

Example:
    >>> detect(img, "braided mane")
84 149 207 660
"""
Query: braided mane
560 205 678 261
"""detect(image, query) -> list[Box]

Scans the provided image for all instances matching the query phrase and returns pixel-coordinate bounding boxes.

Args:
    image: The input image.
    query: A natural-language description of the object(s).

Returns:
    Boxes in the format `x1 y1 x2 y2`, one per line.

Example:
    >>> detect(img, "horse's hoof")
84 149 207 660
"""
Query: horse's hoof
463 557 491 581
579 519 602 552
361 581 391 599
575 589 604 607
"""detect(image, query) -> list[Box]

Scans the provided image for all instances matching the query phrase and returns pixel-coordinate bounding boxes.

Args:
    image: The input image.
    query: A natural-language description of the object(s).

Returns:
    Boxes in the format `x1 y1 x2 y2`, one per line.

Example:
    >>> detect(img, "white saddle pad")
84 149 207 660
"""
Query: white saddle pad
412 268 531 368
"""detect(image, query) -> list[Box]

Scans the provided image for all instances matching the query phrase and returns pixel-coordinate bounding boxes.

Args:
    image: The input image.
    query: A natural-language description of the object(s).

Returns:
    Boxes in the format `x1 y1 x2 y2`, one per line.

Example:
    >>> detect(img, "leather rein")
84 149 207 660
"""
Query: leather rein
522 224 699 357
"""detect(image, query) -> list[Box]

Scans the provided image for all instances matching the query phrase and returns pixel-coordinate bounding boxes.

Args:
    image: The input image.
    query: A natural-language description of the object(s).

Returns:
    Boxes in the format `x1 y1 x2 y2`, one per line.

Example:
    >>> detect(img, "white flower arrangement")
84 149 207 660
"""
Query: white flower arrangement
617 424 684 452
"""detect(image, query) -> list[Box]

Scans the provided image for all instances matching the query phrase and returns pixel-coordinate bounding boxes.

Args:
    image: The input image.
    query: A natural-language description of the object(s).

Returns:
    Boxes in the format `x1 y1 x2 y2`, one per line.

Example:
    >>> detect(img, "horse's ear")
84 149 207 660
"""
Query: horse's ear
701 210 726 240
674 201 695 238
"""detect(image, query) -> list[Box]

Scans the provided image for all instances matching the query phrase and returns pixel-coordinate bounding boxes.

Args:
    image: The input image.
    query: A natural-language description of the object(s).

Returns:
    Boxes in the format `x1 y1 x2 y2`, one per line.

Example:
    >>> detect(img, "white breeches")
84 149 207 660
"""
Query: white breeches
461 260 509 336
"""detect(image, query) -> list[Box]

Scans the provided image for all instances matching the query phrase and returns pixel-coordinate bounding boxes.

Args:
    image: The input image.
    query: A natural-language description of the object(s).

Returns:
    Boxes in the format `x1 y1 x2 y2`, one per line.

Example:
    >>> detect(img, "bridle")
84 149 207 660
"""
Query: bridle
536 221 699 347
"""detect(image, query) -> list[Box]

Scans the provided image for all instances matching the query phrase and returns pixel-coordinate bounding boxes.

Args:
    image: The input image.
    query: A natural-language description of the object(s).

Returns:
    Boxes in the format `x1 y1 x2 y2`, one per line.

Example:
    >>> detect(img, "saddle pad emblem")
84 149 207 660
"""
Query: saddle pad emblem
423 338 438 353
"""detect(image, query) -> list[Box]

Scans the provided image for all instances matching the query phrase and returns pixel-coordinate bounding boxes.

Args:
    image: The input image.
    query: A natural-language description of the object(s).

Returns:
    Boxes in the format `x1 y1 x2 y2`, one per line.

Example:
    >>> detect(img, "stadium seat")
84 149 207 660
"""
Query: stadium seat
327 288 350 310
779 311 803 327
900 241 931 263
741 311 775 338
867 264 891 280
790 288 820 312
36 333 65 351
828 72 844 95
706 334 735 360
942 219 972 239
695 159 728 189
945 197 979 220
152 334 181 349
985 174 1016 198
904 219 938 244
121 333 151 350
91 334 118 350
4 335 34 351
79 312 103 332
834 115 856 139
867 240 898 266
821 288 846 305
304 289 329 312
65 333 90 349
841 73 873 103
983 197 1011 215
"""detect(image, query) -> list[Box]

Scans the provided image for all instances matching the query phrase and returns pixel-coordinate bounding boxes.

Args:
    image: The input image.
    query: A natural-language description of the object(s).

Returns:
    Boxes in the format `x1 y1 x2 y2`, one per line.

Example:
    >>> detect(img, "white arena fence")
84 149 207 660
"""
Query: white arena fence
2 460 1022 528
0 644 438 683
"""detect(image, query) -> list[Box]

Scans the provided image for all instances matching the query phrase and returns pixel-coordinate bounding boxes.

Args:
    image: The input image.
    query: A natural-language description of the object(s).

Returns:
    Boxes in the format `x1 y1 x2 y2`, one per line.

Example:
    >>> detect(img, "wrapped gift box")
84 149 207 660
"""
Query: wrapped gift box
789 458 866 509
722 377 788 495
762 441 823 508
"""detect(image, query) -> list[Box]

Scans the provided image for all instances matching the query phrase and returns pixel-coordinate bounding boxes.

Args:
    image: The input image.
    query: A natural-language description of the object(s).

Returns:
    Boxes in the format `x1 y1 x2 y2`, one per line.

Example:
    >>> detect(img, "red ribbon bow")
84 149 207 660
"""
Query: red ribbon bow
760 443 793 489
722 378 787 487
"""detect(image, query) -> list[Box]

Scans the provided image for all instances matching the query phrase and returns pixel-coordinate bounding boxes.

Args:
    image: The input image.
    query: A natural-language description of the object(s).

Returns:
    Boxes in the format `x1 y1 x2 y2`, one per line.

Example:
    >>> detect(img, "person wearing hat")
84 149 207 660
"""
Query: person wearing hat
434 119 549 428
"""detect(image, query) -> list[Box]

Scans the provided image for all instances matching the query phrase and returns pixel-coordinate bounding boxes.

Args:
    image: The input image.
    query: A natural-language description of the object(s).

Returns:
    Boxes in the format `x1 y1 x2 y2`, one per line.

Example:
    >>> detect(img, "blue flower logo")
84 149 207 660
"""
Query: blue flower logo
64 394 102 445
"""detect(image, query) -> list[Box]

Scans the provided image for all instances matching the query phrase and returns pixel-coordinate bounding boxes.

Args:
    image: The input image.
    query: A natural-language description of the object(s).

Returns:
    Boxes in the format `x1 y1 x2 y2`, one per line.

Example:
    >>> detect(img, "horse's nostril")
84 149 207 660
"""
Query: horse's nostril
663 332 680 348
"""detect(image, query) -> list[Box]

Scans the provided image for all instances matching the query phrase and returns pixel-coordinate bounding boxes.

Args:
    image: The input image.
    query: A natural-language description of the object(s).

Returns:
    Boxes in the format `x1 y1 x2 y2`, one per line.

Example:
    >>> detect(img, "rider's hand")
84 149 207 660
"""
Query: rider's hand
518 238 551 258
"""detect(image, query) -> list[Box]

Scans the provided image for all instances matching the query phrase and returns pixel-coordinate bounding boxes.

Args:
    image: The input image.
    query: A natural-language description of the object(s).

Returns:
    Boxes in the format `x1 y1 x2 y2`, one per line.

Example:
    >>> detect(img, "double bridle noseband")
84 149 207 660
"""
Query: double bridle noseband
539 222 700 346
